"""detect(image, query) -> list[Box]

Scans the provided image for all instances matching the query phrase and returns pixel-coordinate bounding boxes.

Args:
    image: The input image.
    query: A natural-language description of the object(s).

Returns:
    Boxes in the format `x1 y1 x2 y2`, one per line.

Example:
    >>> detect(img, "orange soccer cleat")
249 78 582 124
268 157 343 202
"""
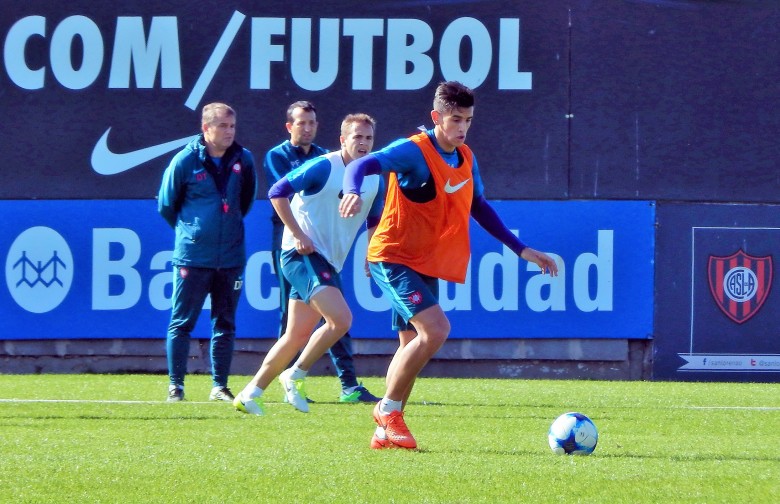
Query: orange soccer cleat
370 402 417 449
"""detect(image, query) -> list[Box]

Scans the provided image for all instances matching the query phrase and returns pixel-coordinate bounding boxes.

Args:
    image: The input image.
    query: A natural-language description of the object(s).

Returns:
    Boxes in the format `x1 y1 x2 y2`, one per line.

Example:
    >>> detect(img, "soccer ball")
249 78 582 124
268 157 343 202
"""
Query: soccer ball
548 412 598 455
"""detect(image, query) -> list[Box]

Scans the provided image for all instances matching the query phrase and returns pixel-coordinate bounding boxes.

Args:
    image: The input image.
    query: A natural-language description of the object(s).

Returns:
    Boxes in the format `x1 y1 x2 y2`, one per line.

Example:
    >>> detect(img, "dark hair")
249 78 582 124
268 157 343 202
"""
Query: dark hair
286 100 317 123
433 81 475 114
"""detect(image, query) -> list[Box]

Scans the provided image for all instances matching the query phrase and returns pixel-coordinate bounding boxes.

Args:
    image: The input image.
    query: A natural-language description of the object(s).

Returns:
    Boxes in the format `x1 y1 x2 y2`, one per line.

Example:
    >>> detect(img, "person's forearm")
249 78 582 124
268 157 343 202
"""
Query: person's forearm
471 195 527 255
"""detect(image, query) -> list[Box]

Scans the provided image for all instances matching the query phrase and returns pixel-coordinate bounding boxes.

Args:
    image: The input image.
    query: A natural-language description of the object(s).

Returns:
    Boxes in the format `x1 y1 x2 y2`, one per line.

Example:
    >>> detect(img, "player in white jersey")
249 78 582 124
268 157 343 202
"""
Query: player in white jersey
234 113 383 415
282 150 380 272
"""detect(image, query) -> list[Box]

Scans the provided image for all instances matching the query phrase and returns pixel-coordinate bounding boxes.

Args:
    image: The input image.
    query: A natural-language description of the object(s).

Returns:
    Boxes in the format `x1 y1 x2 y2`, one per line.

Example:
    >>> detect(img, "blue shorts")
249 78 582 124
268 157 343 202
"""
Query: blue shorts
281 249 342 303
368 261 439 331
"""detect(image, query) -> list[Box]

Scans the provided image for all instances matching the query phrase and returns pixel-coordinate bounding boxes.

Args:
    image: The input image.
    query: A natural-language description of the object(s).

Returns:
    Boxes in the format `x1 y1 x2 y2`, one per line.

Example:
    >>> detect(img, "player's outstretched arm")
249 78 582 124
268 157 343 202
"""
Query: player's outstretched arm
471 195 558 276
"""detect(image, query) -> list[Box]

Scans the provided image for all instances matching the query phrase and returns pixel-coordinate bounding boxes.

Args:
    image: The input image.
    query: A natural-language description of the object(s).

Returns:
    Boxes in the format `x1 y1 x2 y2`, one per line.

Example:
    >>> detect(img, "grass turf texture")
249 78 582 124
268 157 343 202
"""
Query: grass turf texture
1 375 778 503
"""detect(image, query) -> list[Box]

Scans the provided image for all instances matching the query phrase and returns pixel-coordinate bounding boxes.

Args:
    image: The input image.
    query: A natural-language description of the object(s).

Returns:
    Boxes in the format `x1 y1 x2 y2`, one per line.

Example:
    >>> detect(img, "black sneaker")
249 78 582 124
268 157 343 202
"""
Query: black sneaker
168 385 184 402
209 386 235 402
340 383 382 403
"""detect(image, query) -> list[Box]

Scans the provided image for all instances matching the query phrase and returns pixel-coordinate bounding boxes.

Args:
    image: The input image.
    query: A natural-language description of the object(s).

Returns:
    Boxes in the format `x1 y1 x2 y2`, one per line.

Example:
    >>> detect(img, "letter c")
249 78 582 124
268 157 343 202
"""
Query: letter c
4 16 46 89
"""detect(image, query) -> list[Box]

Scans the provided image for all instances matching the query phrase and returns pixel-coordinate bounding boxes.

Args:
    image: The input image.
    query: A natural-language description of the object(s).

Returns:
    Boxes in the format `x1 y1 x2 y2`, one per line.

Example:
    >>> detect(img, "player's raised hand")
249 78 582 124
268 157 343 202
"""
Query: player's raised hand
520 247 559 276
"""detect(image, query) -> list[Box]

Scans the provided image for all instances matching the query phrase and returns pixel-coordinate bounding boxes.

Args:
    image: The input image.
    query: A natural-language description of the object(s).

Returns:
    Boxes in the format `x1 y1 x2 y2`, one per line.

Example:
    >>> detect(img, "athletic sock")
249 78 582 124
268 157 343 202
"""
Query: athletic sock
288 364 308 381
380 398 403 415
242 386 263 399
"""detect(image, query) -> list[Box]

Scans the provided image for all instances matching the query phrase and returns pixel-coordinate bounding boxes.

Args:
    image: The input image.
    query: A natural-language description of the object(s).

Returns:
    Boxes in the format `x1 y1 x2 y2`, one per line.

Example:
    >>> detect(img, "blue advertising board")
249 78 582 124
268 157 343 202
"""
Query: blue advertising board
1 199 654 340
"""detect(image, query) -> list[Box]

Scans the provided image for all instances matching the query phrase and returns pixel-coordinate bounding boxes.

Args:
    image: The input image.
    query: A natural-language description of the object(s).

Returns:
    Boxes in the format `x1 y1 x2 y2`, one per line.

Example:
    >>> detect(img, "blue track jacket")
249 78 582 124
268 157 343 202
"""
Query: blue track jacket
158 136 257 269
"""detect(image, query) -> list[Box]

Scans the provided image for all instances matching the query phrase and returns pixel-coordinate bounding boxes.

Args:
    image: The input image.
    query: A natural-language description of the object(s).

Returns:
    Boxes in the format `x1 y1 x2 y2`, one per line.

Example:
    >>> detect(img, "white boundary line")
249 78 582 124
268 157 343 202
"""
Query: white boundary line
685 406 780 411
0 399 217 405
0 399 778 410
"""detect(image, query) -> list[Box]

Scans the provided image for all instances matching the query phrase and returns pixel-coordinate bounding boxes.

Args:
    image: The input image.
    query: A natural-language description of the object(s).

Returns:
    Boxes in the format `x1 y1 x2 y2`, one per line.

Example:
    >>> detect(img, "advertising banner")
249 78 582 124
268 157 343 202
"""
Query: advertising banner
653 203 780 382
1 199 654 340
1 0 568 200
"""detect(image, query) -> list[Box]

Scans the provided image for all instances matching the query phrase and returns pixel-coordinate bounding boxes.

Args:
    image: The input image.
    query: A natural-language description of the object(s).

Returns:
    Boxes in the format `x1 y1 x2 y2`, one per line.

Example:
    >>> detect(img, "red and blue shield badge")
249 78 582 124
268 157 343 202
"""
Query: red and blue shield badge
708 250 773 324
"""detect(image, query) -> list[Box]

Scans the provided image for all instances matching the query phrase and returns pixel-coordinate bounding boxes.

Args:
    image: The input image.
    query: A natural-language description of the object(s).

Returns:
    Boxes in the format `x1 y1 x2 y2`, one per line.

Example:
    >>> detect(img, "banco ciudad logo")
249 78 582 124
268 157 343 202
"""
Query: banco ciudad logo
5 227 73 313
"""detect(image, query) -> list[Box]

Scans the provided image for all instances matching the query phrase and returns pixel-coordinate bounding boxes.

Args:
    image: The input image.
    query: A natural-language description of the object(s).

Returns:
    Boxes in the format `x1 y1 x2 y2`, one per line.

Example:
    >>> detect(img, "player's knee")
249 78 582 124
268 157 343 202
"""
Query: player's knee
417 318 449 349
428 314 450 338
326 310 352 336
282 330 310 350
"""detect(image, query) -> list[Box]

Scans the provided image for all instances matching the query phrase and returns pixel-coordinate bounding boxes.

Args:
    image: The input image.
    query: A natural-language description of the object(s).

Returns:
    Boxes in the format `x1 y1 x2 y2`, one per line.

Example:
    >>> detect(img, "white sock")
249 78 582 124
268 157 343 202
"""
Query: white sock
288 365 308 381
242 386 263 399
380 398 403 415
343 385 358 394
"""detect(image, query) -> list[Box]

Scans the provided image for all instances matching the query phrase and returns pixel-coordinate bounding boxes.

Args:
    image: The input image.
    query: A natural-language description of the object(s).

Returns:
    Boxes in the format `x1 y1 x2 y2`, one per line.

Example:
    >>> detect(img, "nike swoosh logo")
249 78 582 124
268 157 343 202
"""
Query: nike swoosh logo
444 178 470 194
91 127 199 175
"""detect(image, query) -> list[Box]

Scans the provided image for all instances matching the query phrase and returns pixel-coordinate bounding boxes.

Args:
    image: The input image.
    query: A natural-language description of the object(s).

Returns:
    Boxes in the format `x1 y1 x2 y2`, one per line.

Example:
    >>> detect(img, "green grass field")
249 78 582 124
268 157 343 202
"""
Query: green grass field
1 374 778 503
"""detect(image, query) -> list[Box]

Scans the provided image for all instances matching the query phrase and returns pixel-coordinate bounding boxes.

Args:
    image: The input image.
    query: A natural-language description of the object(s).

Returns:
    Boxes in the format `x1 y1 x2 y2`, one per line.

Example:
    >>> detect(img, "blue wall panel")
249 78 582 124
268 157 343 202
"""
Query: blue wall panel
1 200 654 340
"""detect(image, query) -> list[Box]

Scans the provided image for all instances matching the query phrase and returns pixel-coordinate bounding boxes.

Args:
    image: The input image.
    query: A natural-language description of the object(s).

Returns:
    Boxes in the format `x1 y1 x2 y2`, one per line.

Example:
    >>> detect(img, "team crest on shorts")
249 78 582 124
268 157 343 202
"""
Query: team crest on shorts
408 291 423 305
707 249 772 324
179 267 189 279
321 271 331 280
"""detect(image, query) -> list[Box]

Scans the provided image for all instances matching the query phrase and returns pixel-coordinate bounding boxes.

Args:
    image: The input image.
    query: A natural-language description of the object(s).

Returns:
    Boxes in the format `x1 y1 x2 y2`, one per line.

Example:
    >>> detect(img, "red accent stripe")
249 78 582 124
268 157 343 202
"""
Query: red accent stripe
728 257 738 317
742 258 752 318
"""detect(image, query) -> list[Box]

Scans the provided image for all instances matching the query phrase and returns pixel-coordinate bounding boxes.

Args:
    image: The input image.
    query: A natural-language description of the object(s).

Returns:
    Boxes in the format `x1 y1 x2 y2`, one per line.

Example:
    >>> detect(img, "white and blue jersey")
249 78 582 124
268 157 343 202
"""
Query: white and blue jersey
283 151 383 272
264 140 329 249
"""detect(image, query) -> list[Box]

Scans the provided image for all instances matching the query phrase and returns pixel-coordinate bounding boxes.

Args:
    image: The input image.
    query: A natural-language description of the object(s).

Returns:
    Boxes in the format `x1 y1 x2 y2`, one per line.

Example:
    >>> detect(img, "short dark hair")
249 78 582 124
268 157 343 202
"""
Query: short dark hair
433 81 474 114
286 100 317 123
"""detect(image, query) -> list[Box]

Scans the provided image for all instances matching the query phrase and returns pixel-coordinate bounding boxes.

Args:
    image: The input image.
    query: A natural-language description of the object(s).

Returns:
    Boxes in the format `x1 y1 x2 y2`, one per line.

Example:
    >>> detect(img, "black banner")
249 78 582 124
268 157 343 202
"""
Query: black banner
570 0 780 203
6 1 778 202
654 202 780 382
2 0 568 199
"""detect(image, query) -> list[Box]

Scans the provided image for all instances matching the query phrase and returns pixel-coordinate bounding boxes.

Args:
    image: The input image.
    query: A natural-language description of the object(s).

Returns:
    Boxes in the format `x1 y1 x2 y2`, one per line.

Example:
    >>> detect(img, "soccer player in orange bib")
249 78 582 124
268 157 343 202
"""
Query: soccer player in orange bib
339 81 559 449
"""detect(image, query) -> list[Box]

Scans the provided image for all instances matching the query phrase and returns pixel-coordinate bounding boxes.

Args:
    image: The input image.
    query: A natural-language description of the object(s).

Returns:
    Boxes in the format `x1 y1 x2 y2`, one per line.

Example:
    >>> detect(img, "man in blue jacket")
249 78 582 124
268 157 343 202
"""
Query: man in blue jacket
158 102 257 402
